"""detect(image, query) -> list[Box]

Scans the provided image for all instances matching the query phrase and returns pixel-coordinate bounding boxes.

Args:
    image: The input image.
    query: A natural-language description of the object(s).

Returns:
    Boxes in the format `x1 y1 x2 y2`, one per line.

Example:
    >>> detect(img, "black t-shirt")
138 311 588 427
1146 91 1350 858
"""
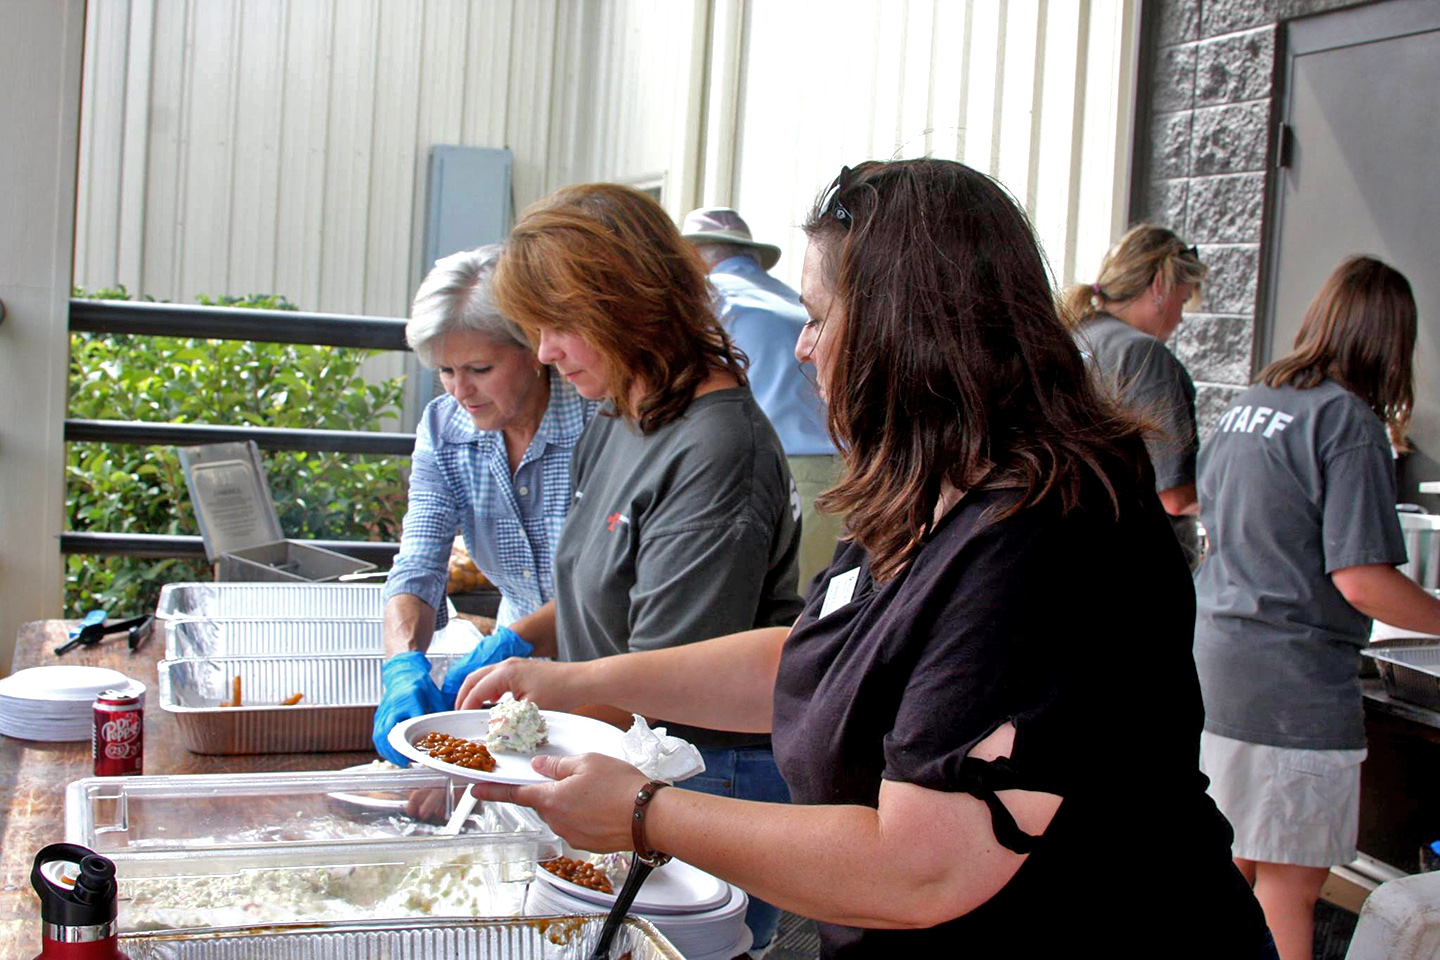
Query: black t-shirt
772 462 1267 957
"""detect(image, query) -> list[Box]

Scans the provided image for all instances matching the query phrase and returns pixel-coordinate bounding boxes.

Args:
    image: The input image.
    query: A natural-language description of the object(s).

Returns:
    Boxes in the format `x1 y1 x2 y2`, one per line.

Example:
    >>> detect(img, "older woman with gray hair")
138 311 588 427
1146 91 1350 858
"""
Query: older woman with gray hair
373 244 596 765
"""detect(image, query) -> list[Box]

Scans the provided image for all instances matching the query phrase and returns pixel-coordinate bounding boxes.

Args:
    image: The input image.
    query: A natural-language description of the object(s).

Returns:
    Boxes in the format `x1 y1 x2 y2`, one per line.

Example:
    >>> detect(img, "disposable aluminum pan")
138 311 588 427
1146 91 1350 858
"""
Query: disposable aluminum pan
158 653 461 754
164 618 385 659
67 770 563 932
1364 643 1440 712
156 582 386 620
119 917 683 960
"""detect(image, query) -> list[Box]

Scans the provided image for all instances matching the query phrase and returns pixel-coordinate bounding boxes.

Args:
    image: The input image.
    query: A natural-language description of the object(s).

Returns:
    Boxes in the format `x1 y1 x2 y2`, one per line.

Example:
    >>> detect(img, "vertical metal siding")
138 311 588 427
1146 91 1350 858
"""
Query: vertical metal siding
272 0 335 312
726 0 1136 291
540 0 706 218
74 0 1132 315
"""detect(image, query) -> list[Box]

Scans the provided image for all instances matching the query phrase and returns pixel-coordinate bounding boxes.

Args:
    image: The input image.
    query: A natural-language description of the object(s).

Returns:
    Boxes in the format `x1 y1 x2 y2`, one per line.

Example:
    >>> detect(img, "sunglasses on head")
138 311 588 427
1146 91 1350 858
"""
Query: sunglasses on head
817 166 856 226
1181 244 1199 260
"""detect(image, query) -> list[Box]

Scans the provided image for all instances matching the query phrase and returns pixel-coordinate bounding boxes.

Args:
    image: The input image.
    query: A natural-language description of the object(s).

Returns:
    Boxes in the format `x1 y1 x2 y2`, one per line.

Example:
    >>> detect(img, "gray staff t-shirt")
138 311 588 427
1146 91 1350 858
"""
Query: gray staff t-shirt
552 387 804 747
1193 379 1406 749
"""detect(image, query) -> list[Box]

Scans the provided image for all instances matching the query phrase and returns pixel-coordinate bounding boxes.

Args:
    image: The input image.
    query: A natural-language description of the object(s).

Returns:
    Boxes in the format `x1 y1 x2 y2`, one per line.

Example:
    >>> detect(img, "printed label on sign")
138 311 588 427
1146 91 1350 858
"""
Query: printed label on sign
819 567 861 619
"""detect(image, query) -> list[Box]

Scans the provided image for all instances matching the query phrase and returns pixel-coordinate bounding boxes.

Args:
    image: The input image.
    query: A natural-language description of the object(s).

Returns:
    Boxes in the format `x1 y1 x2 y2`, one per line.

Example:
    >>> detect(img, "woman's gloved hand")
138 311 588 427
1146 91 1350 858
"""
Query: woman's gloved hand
373 650 448 765
440 625 535 708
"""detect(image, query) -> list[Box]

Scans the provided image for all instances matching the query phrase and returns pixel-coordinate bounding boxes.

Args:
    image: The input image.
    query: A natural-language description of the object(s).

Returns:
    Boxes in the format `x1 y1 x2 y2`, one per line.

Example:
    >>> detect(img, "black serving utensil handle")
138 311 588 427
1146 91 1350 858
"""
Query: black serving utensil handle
587 859 654 960
124 614 155 651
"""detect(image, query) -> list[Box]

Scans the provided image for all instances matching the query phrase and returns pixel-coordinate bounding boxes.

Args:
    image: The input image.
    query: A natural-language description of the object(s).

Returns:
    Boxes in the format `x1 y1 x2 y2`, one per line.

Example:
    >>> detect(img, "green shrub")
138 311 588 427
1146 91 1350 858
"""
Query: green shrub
66 288 408 616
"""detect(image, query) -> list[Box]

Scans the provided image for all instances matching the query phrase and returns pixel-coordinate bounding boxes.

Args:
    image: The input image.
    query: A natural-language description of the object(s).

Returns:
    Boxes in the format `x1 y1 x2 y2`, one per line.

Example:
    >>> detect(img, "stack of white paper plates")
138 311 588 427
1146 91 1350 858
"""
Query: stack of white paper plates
0 666 141 742
529 863 750 960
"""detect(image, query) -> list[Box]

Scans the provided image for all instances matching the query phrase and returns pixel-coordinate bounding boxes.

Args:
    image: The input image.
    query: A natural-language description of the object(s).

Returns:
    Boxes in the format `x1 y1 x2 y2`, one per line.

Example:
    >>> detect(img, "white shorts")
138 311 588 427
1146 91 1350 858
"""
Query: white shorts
1199 731 1367 869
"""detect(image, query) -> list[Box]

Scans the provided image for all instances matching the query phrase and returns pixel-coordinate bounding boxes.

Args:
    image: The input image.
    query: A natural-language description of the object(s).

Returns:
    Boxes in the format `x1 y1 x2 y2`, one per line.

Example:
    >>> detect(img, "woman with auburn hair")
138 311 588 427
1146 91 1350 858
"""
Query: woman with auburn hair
460 160 1272 957
1064 224 1209 562
476 182 804 954
1194 256 1440 960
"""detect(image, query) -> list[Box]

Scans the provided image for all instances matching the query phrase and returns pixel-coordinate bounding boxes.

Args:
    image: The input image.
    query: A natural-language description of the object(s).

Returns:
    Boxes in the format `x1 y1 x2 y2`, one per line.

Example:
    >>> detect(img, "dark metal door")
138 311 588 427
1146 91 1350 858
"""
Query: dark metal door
1263 0 1440 506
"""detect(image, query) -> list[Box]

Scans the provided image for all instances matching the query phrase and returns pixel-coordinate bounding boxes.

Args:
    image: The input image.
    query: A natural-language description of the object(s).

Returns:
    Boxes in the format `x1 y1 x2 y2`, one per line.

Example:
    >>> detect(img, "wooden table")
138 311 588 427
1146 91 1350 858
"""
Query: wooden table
0 620 376 958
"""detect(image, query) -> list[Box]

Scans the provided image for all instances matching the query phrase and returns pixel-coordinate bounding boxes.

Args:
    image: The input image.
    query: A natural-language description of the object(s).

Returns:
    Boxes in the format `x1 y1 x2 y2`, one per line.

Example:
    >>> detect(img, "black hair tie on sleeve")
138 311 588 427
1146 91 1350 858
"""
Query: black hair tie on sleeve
957 756 1043 855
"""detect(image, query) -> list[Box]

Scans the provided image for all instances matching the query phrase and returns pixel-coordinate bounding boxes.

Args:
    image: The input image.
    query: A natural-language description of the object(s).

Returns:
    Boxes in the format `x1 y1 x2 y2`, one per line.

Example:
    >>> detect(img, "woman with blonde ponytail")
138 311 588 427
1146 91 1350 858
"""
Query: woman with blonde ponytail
1066 224 1208 560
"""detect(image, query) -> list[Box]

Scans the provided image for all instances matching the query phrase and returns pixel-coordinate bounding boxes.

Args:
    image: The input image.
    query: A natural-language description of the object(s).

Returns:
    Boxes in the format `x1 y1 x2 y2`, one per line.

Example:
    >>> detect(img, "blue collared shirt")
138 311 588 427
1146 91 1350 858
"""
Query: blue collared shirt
709 256 835 456
384 369 597 628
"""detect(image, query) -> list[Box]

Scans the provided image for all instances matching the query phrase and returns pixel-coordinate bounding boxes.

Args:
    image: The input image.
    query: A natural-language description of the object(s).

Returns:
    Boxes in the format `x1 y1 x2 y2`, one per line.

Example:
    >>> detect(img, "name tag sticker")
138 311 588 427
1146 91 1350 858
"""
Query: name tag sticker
819 566 861 619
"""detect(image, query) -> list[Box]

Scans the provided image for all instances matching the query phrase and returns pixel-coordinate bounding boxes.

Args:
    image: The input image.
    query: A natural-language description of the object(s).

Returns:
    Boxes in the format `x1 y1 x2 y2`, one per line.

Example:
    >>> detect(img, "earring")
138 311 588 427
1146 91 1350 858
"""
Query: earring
534 366 544 378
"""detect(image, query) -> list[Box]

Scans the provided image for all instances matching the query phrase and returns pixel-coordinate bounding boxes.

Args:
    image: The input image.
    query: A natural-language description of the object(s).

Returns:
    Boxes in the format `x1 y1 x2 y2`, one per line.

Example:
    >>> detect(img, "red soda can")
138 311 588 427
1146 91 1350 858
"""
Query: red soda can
93 685 144 777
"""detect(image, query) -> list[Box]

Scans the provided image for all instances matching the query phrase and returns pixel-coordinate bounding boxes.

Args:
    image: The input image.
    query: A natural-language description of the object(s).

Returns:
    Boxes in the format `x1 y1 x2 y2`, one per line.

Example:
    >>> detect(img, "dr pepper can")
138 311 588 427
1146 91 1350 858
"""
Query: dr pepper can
93 685 143 777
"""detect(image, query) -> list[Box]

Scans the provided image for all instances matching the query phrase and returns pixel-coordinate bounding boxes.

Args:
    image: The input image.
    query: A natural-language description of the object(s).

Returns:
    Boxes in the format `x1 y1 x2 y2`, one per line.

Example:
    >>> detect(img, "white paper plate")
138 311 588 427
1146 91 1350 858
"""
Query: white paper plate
0 668 143 742
535 845 731 915
0 666 135 701
526 879 748 955
389 709 628 785
687 927 752 960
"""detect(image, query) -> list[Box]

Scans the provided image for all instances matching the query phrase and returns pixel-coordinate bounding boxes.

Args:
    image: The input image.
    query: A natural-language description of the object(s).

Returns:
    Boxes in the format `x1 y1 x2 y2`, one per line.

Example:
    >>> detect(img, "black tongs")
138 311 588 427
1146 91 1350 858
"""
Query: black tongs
55 613 155 655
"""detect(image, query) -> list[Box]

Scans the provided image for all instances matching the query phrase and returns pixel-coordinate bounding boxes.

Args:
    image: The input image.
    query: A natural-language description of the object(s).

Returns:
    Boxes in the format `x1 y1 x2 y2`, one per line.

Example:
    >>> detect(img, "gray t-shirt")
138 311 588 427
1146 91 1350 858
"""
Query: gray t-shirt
1075 315 1200 560
552 387 804 747
1193 379 1406 749
1075 315 1199 491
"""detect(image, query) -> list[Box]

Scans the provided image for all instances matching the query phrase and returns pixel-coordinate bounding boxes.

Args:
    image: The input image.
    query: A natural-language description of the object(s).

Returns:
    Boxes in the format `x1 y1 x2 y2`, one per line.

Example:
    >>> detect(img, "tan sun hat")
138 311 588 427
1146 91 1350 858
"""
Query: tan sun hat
680 207 782 271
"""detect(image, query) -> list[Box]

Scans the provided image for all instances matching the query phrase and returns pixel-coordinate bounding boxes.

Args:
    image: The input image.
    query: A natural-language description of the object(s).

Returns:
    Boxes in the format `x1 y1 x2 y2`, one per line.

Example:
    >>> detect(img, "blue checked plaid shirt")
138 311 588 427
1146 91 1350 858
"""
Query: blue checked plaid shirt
383 369 596 629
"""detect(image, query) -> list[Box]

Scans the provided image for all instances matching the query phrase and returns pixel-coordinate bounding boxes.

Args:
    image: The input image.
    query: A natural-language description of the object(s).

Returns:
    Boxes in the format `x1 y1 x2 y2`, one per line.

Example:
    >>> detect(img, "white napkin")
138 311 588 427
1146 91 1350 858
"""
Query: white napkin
621 715 705 782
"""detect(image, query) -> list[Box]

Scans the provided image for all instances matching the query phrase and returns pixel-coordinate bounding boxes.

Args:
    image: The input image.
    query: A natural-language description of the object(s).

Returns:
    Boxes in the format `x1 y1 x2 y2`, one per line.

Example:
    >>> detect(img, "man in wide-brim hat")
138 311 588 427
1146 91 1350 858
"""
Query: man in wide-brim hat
682 206 842 592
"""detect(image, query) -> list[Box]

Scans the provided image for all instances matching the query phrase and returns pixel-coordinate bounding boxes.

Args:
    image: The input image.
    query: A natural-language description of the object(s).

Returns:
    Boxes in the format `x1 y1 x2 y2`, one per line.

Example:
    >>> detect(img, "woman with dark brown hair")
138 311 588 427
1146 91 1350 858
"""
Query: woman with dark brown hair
1194 255 1440 960
466 182 803 953
462 160 1271 957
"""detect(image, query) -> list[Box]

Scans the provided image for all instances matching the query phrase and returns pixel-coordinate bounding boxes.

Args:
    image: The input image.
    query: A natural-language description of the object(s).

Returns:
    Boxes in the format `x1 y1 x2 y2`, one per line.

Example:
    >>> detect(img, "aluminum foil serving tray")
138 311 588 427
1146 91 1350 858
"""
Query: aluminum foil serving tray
158 653 461 754
1365 643 1440 712
156 582 386 620
120 917 683 959
164 618 385 659
67 770 563 932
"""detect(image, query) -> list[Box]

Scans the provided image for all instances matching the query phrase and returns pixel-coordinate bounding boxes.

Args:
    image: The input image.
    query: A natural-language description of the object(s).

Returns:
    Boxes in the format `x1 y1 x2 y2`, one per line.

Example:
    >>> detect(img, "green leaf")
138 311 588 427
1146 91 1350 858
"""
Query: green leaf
66 287 408 614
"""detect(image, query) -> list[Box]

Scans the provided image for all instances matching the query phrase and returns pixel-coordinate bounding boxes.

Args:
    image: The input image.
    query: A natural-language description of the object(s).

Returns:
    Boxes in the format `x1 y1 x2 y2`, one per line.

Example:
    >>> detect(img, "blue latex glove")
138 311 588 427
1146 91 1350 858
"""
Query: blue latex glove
440 625 535 708
372 650 448 765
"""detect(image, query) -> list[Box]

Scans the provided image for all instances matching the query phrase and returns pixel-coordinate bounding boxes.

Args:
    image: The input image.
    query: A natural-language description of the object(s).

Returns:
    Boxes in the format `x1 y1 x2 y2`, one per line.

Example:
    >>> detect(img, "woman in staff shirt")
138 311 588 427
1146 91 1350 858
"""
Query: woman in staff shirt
1194 256 1440 960
460 159 1273 958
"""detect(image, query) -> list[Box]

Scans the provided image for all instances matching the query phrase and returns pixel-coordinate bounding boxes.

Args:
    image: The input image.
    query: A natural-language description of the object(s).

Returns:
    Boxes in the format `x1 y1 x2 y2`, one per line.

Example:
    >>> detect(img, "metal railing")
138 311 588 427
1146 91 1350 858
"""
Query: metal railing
68 298 409 349
63 299 413 563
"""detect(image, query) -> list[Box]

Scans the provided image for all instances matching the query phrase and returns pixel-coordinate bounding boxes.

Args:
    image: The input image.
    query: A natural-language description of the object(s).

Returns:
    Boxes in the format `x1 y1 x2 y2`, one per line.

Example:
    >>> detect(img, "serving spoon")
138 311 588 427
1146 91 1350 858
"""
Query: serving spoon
440 783 479 836
587 859 655 960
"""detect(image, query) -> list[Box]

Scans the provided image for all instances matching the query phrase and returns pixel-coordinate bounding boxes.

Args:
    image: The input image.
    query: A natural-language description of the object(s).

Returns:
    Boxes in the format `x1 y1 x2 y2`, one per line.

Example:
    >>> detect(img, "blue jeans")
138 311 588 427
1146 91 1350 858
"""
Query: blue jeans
684 745 791 952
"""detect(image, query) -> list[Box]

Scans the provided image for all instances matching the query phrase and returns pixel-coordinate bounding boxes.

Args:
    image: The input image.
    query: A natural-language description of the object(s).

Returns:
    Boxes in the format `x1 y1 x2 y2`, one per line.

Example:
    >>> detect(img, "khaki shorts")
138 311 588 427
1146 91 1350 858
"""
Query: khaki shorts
787 454 844 590
1199 731 1367 868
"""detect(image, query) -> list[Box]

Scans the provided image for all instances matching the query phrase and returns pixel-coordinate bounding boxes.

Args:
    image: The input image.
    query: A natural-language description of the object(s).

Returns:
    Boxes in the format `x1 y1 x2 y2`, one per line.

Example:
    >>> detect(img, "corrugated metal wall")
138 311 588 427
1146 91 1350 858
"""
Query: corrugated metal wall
723 0 1137 291
74 0 1133 316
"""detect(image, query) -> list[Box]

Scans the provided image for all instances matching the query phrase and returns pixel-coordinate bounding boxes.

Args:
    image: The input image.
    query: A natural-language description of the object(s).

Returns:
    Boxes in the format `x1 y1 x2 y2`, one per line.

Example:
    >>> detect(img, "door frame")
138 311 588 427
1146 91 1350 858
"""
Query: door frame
1256 0 1440 372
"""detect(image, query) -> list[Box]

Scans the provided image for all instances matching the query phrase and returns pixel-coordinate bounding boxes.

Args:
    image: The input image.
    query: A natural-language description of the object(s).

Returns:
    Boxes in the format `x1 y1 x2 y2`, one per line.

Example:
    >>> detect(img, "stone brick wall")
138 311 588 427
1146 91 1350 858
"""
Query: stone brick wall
1132 0 1375 437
